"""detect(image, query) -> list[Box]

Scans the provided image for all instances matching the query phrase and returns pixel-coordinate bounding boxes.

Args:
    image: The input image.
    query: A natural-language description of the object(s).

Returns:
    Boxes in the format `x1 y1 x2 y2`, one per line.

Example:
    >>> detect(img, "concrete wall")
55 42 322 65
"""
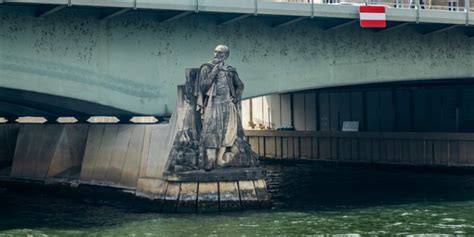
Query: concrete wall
6 122 176 187
6 87 182 192
10 124 88 180
79 124 174 189
0 125 19 167
1 6 473 115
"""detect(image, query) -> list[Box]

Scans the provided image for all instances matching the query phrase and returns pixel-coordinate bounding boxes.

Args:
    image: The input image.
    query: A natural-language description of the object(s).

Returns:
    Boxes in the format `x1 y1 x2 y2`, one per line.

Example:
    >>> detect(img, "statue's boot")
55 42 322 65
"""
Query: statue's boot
216 147 229 167
204 149 216 171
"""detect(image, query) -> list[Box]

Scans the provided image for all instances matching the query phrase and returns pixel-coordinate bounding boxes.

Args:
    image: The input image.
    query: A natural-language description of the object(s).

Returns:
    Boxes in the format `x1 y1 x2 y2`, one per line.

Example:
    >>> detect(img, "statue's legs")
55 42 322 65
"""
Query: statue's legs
205 147 228 170
205 149 217 171
216 147 227 167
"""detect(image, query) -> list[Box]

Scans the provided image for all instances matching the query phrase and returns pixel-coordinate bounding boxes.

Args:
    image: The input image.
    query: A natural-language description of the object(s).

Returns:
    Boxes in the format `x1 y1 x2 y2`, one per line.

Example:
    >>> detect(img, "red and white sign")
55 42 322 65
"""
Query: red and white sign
359 6 386 28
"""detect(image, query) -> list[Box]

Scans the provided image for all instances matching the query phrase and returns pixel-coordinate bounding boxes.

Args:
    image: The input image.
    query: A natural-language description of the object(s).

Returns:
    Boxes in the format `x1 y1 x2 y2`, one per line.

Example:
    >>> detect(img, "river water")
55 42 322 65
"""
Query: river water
1 160 474 236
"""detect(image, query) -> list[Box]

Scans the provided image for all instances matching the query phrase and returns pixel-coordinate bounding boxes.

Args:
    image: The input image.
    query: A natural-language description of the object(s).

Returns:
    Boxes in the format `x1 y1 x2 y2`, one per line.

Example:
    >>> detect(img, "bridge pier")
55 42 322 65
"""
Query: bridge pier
0 87 270 212
0 122 270 212
0 124 19 169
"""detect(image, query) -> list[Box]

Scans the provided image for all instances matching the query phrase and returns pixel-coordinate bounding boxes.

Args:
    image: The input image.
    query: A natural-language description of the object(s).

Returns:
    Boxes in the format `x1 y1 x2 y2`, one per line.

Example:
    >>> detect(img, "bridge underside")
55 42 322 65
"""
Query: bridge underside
0 87 134 120
242 78 474 167
0 4 473 115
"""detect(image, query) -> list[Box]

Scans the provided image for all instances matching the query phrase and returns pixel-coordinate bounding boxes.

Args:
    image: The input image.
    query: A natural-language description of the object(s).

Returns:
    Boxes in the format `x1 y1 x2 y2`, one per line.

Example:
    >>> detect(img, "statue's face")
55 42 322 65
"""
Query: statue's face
214 45 229 62
215 51 227 61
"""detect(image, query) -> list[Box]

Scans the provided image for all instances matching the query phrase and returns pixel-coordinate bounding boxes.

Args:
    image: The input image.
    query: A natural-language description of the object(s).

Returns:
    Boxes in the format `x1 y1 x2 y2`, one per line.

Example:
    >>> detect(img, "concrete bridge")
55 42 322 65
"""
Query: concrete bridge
1 0 474 212
1 0 473 117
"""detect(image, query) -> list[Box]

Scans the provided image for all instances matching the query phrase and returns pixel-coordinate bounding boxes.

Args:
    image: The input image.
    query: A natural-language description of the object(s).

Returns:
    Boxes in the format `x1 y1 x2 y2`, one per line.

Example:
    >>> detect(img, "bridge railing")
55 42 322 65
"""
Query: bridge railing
265 0 471 12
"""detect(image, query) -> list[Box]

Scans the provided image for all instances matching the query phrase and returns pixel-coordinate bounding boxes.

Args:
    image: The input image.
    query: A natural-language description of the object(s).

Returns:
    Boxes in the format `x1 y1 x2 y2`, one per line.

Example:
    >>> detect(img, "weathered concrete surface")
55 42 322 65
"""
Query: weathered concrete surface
10 124 88 180
80 87 178 190
1 6 472 115
5 82 181 194
79 122 176 189
139 88 182 179
0 124 19 167
80 124 146 188
78 116 176 194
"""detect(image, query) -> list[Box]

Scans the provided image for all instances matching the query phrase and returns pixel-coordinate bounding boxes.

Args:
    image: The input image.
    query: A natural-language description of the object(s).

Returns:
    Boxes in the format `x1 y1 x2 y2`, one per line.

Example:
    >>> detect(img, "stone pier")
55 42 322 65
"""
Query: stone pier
0 124 19 175
0 88 270 212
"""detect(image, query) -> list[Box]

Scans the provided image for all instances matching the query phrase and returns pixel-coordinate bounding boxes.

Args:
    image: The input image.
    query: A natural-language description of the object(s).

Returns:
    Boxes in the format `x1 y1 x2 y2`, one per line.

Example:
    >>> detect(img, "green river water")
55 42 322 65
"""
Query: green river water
1 160 474 236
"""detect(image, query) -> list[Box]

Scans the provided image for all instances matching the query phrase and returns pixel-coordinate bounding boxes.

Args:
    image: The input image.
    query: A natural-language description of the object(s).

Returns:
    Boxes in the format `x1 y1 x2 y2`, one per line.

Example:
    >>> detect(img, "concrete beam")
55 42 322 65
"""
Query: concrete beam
160 11 193 23
273 16 307 28
2 7 474 115
217 14 251 26
376 22 410 33
37 5 67 18
0 87 132 117
0 111 17 118
0 101 57 117
423 24 460 36
0 0 470 26
100 8 130 21
324 19 357 31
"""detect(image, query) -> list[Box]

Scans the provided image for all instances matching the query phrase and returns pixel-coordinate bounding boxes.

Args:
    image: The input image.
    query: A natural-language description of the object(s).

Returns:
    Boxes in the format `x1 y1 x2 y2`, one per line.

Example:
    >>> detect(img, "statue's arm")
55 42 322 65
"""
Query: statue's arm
199 65 214 92
233 71 244 102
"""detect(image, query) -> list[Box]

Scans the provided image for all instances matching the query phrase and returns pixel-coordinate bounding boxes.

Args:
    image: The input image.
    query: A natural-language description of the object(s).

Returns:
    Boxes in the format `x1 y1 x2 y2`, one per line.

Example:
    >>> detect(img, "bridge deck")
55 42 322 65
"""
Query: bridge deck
2 0 473 26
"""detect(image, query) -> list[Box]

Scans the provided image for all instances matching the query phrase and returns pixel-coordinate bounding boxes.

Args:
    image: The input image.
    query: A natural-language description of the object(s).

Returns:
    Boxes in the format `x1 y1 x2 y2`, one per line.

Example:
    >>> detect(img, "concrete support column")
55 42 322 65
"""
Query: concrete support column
466 0 470 25
0 124 19 168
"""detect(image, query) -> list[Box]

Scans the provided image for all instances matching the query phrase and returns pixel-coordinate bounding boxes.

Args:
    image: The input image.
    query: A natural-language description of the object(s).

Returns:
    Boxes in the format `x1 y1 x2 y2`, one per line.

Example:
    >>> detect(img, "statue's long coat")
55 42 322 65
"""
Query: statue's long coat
197 61 244 149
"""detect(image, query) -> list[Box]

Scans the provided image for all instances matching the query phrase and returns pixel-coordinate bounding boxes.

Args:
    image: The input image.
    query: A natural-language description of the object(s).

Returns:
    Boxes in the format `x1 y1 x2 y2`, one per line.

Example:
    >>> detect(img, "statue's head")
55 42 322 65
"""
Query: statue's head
214 45 229 62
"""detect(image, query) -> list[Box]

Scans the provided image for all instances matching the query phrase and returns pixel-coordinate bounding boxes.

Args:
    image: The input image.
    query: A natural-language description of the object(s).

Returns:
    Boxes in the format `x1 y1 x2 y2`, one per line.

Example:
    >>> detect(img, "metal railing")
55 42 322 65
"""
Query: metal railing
266 0 472 12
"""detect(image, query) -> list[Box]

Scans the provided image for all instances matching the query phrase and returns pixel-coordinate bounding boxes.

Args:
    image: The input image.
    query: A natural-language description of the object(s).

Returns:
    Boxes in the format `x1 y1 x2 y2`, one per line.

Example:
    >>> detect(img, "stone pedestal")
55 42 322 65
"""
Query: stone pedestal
136 170 269 213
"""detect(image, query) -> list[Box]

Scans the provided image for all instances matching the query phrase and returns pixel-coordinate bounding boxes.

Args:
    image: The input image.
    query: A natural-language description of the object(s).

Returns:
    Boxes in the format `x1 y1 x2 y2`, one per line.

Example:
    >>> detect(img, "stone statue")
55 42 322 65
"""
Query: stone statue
167 45 259 173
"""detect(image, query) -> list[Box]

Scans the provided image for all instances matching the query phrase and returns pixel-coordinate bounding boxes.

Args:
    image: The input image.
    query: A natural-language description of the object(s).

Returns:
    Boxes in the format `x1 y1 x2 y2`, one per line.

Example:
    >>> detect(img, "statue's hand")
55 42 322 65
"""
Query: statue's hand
210 66 219 75
212 62 224 71
232 96 241 104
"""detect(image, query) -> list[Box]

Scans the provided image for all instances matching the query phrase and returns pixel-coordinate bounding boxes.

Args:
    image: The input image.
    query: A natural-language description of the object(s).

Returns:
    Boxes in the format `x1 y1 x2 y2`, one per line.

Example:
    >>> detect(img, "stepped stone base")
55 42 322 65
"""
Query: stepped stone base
136 177 270 213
